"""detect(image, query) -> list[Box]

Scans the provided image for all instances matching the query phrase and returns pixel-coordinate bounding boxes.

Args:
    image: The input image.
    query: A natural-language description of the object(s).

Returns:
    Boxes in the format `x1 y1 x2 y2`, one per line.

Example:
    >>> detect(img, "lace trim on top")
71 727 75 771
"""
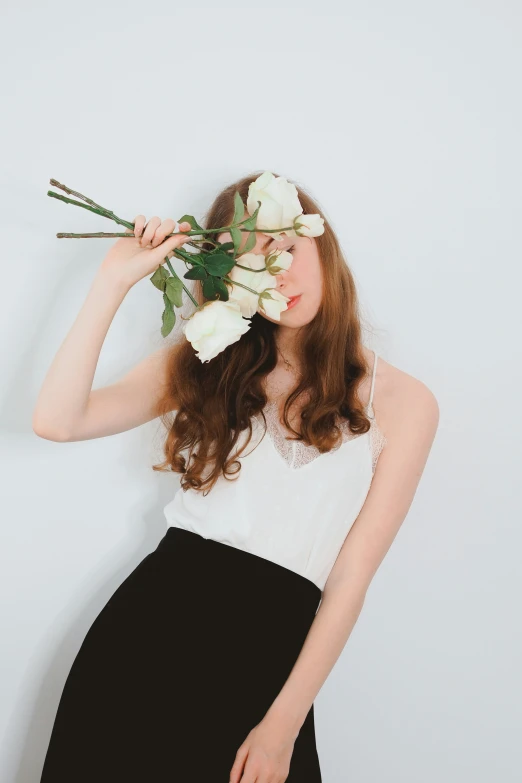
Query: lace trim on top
261 400 387 473
366 407 388 474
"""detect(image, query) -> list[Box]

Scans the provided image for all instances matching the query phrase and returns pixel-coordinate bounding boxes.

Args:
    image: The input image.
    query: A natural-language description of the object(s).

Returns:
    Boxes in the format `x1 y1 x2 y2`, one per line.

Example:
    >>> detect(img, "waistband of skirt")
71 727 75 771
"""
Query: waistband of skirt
157 525 323 605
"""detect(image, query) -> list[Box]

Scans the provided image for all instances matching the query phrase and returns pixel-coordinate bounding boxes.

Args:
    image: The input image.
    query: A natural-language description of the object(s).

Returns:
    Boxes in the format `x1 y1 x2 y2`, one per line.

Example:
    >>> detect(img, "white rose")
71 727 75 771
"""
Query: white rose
183 299 251 362
258 289 290 320
265 249 294 274
227 250 294 318
294 213 325 237
227 252 275 318
246 171 303 241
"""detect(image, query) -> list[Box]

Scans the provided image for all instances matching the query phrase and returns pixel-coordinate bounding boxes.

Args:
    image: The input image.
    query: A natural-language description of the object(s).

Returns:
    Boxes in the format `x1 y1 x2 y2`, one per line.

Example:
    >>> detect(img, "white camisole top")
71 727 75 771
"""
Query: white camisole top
163 350 387 591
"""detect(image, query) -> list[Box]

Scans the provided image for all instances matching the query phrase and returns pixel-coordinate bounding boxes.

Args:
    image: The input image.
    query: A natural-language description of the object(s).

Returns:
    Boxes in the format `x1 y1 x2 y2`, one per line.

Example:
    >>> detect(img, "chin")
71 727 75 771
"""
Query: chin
278 311 314 327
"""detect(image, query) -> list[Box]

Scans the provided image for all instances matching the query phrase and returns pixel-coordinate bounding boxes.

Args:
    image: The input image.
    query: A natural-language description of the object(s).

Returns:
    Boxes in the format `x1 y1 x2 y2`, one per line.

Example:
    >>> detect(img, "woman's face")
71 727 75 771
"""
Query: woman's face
217 215 323 327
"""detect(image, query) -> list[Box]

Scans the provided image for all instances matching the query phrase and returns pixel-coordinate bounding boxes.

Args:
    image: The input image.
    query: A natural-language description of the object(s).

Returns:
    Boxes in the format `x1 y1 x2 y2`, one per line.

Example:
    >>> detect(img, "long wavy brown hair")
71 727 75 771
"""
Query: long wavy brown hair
152 170 374 495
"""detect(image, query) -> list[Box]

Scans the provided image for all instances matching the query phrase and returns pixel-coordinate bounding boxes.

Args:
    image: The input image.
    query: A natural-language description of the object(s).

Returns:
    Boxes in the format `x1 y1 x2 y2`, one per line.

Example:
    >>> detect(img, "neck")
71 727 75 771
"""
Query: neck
275 325 302 367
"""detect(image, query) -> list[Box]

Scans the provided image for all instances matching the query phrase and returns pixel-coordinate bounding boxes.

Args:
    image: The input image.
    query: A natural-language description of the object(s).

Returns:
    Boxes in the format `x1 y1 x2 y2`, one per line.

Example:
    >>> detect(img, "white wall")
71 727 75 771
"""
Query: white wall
1 1 521 781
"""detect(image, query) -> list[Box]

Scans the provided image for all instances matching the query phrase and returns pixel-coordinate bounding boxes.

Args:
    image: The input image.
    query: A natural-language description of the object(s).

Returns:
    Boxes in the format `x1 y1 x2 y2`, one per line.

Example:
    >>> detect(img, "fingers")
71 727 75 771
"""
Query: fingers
131 214 146 239
151 217 176 248
144 220 192 264
164 221 191 258
229 743 249 783
132 216 191 250
141 216 162 247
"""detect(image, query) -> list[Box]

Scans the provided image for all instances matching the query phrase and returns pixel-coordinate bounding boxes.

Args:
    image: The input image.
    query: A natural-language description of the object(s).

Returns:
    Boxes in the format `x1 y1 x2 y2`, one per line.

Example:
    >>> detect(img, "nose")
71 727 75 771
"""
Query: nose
275 270 288 289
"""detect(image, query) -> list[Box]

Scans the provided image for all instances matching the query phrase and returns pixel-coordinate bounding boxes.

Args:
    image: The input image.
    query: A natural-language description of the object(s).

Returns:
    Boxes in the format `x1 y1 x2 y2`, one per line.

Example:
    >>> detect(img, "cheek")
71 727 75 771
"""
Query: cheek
304 258 323 311
300 255 323 292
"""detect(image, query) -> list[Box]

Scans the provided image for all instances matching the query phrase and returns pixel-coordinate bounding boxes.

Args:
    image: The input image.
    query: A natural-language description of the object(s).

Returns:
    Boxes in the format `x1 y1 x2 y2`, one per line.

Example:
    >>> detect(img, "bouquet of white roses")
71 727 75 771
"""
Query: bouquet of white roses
48 170 324 362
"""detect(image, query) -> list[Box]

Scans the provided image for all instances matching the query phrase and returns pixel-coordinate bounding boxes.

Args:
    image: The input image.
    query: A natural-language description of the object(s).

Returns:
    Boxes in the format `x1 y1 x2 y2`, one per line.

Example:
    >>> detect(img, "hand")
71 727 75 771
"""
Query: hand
229 715 297 783
99 215 192 289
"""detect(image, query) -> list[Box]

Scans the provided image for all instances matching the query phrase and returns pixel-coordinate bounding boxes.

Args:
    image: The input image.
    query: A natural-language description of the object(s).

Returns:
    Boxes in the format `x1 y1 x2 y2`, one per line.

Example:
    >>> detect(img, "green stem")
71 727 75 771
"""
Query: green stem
48 179 295 239
222 276 260 296
234 262 268 273
48 192 134 230
55 227 294 238
49 178 117 215
183 223 295 236
47 179 289 313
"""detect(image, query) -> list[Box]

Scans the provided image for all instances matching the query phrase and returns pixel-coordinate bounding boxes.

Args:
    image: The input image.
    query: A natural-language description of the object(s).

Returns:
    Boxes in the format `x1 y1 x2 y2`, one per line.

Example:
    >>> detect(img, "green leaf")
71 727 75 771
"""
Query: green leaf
213 278 230 301
150 265 170 291
202 276 217 299
165 276 183 307
184 266 208 280
242 202 260 231
230 226 242 255
205 252 236 276
242 230 257 253
217 241 234 252
233 191 245 225
178 214 204 232
161 293 176 337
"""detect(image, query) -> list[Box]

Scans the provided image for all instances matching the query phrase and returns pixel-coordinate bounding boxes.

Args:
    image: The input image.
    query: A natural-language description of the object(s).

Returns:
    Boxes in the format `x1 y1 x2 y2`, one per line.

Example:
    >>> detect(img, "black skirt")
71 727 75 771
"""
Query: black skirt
40 526 324 782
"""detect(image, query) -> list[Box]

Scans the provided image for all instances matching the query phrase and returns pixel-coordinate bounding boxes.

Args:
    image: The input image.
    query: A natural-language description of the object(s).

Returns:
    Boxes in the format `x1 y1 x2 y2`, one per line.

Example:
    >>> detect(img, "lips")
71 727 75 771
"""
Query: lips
285 294 302 310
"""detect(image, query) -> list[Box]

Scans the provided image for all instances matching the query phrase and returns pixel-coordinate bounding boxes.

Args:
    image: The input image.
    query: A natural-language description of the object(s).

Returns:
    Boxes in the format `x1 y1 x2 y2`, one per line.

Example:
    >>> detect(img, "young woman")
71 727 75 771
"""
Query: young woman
34 172 439 783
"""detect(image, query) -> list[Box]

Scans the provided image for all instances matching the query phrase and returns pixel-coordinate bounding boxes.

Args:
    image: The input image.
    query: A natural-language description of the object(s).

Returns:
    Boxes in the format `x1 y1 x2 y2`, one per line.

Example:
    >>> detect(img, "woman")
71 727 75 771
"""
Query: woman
34 172 439 782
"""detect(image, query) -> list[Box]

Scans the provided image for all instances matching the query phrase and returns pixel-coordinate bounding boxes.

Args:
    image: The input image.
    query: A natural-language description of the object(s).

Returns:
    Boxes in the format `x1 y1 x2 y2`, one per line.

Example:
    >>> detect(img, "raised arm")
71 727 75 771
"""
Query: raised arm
32 215 191 442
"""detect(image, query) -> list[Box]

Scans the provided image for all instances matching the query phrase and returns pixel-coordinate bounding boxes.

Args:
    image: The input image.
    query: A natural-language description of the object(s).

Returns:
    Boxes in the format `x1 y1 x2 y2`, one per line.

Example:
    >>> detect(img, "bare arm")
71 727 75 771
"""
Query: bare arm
33 330 173 442
231 374 440 781
32 215 191 442
271 378 438 730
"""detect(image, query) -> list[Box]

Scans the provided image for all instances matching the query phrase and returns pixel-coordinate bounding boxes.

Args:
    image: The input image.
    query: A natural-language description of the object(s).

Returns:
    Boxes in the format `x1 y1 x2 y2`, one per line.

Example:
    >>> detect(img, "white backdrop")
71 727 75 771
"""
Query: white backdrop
1 1 521 781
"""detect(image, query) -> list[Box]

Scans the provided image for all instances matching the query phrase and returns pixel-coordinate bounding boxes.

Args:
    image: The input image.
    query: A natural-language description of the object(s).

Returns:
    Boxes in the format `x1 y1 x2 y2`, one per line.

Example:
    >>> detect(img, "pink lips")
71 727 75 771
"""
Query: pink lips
285 294 302 310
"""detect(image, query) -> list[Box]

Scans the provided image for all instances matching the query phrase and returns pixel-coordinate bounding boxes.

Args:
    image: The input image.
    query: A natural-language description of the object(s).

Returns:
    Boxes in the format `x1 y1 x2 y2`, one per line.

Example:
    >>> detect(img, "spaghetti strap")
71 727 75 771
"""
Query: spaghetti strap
367 350 378 415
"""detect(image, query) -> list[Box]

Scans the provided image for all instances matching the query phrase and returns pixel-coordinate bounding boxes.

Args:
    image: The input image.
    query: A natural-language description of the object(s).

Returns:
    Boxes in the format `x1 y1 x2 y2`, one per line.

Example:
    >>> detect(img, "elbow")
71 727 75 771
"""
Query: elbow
32 415 71 442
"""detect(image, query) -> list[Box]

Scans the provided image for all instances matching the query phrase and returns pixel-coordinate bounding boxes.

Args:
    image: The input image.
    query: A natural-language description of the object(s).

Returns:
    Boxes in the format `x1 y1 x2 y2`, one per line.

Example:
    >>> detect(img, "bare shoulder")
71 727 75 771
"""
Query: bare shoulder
373 353 440 448
324 356 440 593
